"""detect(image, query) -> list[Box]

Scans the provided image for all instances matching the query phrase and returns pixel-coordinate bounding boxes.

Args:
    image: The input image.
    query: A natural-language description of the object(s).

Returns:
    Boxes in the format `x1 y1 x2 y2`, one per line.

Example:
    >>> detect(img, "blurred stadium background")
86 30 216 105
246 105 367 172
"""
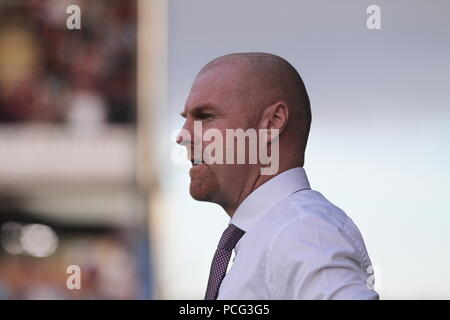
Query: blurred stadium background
0 0 162 299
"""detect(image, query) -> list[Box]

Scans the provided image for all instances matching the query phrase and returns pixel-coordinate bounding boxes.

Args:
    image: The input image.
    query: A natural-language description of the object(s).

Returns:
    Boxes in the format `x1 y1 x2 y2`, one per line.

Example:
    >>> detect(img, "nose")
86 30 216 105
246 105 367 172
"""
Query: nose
176 120 193 147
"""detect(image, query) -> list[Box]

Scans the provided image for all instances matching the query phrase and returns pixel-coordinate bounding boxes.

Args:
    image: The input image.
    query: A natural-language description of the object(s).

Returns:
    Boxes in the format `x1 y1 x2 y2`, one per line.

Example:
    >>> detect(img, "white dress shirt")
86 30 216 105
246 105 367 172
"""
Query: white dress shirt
217 167 379 300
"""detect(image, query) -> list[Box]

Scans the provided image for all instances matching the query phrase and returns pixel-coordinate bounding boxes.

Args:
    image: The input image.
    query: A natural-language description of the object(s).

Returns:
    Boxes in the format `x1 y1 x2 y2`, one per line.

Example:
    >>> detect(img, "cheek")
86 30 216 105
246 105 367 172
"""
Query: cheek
210 164 239 184
201 123 227 153
201 118 250 163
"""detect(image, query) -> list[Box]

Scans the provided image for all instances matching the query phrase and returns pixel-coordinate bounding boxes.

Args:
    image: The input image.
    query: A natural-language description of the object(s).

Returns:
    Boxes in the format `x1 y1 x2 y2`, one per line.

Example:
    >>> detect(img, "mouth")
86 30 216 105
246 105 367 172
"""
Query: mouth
191 159 204 167
189 159 206 178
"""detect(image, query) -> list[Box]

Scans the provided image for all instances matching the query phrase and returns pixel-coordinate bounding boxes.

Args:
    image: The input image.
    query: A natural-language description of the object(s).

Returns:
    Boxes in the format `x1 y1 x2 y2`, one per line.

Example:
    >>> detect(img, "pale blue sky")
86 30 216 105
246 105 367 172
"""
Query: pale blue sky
157 0 450 299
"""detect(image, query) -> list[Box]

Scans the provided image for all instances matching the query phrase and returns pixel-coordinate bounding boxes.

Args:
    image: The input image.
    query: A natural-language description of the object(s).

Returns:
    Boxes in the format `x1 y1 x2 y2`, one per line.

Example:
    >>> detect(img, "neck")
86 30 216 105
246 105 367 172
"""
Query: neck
224 162 301 218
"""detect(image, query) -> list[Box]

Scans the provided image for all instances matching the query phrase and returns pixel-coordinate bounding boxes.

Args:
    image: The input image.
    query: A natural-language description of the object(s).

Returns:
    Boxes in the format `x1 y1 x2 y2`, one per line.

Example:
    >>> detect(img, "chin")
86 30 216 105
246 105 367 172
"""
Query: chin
189 173 221 203
188 165 221 202
189 183 215 202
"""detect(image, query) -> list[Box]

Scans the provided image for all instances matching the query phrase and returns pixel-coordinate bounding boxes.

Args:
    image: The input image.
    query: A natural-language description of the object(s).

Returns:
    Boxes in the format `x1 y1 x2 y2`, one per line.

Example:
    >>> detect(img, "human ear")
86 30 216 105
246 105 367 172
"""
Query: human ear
259 101 289 134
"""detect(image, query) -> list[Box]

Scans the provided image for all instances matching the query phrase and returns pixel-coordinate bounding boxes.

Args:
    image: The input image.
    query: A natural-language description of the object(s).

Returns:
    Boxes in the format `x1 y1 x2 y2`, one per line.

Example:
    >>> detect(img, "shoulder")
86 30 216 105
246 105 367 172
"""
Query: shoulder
265 189 372 273
260 190 376 299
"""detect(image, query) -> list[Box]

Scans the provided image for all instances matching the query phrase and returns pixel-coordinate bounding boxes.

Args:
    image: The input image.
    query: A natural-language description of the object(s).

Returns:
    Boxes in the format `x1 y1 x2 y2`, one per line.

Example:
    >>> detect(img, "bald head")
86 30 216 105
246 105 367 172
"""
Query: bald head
200 52 310 120
198 52 311 163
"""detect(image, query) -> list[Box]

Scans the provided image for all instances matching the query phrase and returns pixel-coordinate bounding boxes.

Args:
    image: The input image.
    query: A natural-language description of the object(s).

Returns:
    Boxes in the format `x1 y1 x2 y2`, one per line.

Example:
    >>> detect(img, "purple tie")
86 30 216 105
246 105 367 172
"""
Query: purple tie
204 224 245 300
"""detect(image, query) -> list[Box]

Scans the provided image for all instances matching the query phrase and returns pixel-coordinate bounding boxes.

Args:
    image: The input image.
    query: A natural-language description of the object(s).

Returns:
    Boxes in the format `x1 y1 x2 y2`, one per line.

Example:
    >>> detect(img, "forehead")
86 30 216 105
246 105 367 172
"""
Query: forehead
184 63 244 111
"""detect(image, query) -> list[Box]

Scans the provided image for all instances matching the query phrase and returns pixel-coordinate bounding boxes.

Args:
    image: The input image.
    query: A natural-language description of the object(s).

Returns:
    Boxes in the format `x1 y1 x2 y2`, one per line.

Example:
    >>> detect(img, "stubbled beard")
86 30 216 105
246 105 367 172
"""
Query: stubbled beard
189 166 221 202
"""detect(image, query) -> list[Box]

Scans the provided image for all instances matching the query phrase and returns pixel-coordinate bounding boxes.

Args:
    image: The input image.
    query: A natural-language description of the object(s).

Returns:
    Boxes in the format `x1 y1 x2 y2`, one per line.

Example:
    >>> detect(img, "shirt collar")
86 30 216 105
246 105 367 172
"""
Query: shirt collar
230 167 311 232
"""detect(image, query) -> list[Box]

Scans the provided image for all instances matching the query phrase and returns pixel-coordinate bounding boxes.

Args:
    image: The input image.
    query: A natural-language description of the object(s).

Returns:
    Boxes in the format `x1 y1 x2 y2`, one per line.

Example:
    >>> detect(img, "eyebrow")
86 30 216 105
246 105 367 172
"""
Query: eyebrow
180 103 221 118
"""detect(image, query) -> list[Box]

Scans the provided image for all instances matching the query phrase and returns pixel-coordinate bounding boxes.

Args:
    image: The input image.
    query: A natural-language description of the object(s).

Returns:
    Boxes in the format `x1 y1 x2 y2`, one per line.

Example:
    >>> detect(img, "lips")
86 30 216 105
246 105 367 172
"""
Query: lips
191 159 204 166
189 161 206 178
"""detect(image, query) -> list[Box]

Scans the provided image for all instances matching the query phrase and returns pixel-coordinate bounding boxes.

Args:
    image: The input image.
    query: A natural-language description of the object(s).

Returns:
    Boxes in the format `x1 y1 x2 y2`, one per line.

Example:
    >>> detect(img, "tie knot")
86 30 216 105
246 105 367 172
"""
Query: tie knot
217 224 245 251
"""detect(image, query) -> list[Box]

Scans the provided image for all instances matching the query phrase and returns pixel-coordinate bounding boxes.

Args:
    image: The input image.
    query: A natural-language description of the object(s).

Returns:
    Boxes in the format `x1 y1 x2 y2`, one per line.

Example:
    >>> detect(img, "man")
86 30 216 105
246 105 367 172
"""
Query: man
177 52 379 300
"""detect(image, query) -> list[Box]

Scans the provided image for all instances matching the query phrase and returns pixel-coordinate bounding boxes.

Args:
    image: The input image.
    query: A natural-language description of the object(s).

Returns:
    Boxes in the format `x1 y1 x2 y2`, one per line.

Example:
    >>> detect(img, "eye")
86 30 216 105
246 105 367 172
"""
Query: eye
195 112 213 120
